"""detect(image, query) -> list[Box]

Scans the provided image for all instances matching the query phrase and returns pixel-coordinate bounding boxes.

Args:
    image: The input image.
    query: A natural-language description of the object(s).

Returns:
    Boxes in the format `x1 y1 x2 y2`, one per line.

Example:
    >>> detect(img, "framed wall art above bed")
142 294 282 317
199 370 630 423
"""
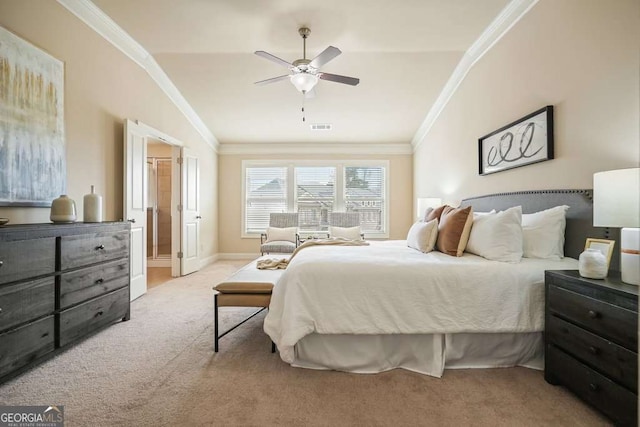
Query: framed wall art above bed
478 105 554 176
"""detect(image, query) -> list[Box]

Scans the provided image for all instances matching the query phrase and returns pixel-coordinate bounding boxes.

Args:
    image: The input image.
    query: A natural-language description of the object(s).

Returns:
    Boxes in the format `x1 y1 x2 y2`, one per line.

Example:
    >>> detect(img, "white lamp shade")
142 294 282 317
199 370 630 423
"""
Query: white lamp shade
416 198 442 220
593 168 640 227
290 73 319 93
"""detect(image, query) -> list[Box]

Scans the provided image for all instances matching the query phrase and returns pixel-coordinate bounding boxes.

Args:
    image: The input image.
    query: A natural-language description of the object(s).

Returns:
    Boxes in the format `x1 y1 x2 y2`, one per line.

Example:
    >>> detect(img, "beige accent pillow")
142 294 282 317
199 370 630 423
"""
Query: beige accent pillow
406 219 438 253
266 227 297 243
436 205 474 257
329 226 362 241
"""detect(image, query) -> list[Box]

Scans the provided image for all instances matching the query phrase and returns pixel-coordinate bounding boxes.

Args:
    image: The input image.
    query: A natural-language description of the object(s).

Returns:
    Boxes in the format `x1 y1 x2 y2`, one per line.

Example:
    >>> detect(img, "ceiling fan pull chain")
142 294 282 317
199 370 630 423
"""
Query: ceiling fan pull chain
301 95 306 122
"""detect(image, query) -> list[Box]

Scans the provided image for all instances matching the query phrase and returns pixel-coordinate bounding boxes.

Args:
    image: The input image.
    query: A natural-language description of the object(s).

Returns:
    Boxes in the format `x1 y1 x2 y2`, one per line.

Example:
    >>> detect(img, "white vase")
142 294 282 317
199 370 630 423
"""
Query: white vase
83 185 103 223
50 195 77 223
579 248 607 279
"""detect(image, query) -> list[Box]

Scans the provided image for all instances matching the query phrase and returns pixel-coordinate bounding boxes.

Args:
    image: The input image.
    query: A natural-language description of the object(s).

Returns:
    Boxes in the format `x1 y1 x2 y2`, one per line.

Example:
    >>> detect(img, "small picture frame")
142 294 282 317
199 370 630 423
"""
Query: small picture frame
585 238 615 269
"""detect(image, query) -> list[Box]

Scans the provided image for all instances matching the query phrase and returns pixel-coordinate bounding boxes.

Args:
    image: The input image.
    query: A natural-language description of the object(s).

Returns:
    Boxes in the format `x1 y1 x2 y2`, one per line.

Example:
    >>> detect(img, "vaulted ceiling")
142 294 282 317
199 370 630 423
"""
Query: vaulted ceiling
90 0 510 146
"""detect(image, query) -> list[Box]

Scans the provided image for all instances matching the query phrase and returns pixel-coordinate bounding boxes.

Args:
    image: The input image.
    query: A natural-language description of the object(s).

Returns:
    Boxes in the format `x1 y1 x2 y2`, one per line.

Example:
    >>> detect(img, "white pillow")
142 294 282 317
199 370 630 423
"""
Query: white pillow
407 219 439 253
466 206 523 262
329 226 362 241
521 205 569 259
266 226 297 243
473 210 496 219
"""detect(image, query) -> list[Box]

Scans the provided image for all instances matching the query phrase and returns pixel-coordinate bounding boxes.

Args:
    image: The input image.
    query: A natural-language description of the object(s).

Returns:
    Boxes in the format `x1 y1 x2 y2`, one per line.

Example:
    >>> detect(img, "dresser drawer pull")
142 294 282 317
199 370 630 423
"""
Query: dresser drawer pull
589 383 599 392
0 307 3 314
588 346 599 355
95 244 105 250
95 310 104 317
0 260 3 267
587 310 600 319
95 278 104 284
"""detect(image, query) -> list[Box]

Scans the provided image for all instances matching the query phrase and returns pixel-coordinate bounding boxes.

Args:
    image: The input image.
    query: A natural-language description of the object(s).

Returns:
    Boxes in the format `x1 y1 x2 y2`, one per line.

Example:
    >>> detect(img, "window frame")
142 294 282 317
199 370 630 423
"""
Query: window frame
241 159 390 239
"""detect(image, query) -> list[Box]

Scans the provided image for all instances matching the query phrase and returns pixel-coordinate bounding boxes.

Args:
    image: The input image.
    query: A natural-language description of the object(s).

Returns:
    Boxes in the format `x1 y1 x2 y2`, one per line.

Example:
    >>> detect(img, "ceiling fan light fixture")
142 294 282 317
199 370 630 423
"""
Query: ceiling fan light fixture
290 73 318 93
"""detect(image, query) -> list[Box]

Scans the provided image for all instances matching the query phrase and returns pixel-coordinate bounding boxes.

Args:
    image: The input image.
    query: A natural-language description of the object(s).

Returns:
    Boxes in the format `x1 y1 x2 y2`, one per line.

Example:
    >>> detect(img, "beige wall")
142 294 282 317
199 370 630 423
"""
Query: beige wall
219 153 413 254
0 1 218 257
414 0 639 206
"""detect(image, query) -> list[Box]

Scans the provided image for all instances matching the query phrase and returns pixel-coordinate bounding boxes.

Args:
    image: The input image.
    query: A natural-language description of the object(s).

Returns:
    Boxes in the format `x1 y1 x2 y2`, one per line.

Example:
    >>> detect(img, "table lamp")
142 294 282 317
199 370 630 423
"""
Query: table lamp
416 198 442 221
593 168 640 285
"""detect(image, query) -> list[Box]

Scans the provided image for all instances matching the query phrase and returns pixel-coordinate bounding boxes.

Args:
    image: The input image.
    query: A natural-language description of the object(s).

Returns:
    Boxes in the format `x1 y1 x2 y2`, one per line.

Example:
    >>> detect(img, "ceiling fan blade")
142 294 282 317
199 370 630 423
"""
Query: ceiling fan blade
255 51 292 68
319 72 360 86
254 75 290 85
309 46 341 69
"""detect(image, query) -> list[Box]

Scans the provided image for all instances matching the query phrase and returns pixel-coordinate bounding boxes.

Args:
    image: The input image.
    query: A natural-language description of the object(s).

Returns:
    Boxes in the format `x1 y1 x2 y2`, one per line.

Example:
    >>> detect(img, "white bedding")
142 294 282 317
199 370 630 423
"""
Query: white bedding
263 240 578 364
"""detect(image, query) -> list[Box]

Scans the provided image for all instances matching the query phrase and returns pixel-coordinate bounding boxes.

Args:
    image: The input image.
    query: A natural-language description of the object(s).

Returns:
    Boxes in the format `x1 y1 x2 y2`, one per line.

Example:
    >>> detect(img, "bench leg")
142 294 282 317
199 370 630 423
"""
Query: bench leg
214 293 219 352
215 305 267 352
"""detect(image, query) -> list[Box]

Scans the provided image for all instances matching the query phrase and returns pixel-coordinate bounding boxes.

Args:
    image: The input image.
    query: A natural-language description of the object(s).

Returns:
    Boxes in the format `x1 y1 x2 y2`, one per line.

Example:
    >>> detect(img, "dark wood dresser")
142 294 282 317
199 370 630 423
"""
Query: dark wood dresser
545 270 638 426
0 222 130 384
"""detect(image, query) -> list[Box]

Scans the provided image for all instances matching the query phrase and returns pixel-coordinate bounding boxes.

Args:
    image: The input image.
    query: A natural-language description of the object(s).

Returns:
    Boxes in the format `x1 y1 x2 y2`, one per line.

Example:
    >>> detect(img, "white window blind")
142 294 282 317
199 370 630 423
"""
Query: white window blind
245 167 287 233
296 167 336 231
242 161 388 237
344 166 385 232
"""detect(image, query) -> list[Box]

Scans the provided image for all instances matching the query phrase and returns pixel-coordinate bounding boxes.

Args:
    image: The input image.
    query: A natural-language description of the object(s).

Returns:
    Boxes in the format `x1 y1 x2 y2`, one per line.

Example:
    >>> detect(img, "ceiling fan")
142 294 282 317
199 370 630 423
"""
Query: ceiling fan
254 27 360 97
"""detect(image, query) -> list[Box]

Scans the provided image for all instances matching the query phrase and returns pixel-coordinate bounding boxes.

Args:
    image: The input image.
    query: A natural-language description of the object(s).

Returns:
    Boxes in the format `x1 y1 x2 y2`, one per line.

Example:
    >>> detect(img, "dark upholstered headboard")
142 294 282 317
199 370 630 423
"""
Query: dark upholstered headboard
460 189 620 270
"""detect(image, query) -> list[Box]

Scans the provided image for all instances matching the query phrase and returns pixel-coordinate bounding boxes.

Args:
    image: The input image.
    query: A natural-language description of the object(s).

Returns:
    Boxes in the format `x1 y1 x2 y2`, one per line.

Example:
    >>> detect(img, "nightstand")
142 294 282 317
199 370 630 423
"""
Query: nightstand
545 270 638 426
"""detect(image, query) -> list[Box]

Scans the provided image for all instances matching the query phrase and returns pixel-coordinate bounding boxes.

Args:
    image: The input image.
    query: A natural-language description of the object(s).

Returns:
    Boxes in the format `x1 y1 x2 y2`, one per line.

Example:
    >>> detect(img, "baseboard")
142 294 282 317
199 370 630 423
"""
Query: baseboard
199 254 219 269
217 253 260 260
147 258 171 268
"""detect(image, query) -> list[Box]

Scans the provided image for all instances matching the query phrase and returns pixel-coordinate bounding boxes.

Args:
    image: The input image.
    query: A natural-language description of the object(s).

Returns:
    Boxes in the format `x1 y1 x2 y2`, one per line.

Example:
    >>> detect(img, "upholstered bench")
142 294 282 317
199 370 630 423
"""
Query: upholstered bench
213 258 285 352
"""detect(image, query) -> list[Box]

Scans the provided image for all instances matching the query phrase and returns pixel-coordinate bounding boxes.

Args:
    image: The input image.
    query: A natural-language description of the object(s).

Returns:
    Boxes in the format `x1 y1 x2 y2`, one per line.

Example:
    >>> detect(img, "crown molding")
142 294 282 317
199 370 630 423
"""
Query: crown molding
411 0 538 151
56 0 219 152
219 143 413 156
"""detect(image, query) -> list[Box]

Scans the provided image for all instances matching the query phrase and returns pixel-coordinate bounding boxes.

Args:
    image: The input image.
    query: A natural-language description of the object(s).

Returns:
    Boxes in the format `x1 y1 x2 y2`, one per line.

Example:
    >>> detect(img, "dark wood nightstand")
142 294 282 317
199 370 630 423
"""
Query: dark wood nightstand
545 270 638 426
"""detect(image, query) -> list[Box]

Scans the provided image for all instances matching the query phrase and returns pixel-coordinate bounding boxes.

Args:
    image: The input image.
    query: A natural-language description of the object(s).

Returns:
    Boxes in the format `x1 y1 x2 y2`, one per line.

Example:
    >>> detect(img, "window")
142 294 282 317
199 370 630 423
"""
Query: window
244 167 287 234
296 167 335 232
243 161 389 237
344 166 385 233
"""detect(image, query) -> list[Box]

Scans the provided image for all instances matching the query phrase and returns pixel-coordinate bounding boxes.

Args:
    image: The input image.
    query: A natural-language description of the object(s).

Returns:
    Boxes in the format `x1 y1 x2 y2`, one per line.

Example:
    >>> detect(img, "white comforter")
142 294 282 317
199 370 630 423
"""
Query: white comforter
264 240 578 363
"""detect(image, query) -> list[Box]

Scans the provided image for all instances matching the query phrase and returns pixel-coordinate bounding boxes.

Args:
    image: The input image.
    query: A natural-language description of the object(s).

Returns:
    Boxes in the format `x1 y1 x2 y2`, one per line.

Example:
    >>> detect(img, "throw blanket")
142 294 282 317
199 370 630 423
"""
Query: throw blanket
257 237 369 270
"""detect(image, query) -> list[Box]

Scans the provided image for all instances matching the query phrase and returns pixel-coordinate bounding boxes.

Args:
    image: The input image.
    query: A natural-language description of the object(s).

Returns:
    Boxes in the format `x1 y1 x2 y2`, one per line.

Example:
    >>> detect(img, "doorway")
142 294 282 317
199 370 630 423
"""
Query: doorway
147 141 173 288
125 119 202 301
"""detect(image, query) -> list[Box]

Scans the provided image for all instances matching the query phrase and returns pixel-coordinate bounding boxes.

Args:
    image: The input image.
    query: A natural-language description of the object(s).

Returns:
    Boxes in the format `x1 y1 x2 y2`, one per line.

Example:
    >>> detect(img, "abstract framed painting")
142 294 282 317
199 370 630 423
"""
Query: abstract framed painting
0 25 65 207
478 106 554 176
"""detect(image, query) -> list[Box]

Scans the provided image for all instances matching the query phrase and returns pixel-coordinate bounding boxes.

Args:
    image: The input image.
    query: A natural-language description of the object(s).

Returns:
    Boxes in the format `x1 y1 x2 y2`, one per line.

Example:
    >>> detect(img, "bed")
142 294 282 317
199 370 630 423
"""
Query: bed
263 189 618 377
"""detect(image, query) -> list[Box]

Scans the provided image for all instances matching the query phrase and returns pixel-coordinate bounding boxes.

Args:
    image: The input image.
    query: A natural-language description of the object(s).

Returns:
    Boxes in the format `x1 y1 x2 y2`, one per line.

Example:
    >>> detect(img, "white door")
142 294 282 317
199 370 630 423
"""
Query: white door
124 119 148 300
180 147 200 275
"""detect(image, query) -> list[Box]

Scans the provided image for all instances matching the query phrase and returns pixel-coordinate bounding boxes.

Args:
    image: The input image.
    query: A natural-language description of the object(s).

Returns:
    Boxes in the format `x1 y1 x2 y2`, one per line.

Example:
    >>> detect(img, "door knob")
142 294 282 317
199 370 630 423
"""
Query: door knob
127 218 136 223
196 215 202 219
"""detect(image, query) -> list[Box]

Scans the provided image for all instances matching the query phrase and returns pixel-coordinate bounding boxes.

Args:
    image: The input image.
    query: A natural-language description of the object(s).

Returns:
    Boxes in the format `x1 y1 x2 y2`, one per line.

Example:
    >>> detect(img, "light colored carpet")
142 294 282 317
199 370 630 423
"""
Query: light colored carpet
0 260 611 426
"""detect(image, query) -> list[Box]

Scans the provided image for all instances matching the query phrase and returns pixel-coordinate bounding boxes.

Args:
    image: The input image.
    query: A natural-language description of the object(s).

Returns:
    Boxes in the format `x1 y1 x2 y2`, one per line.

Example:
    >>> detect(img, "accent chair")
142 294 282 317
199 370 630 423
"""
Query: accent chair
260 213 300 255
